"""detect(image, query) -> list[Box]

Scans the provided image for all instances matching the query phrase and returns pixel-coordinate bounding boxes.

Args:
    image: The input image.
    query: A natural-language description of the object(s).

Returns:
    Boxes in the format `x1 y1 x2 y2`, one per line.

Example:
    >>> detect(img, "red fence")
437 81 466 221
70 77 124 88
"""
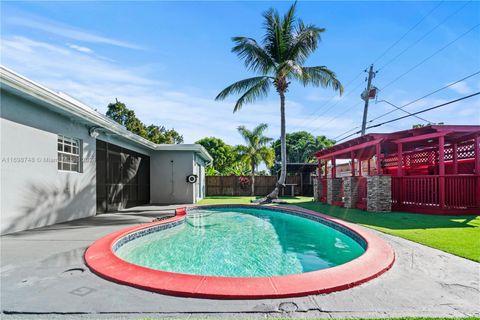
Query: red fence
392 175 478 213
444 176 477 208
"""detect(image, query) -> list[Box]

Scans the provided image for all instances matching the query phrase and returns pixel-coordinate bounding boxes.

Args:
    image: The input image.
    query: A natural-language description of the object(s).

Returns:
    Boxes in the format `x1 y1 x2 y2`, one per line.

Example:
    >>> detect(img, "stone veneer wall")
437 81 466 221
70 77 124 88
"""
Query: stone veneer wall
367 175 392 212
312 175 319 201
343 176 359 209
327 178 343 204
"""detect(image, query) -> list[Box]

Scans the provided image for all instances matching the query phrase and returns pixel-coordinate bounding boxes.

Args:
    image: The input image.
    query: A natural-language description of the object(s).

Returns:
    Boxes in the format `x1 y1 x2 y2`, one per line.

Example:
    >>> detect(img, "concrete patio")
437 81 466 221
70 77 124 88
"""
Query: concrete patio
1 205 479 319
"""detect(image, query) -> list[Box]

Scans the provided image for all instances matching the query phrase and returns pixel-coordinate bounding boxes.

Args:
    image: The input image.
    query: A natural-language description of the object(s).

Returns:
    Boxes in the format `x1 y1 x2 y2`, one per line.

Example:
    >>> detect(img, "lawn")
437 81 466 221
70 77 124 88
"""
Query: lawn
198 196 480 262
198 195 313 205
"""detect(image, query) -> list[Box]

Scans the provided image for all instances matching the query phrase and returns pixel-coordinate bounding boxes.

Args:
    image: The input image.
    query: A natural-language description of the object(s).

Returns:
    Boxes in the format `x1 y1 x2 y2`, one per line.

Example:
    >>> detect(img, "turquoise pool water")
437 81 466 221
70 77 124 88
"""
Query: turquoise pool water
115 207 365 277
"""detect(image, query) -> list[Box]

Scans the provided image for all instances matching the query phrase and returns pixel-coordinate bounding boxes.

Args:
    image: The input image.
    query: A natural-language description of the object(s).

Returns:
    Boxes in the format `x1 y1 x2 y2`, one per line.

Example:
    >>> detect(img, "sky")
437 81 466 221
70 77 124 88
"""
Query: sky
1 1 479 145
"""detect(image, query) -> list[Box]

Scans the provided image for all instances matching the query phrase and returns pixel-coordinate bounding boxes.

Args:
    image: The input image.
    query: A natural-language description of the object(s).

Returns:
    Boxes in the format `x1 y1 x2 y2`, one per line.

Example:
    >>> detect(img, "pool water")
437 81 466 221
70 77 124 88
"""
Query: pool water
115 207 365 277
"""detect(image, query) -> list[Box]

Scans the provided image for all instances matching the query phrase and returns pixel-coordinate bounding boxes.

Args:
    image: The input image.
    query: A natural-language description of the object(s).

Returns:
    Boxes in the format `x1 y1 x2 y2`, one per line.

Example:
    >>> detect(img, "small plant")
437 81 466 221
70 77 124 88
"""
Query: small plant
238 176 250 189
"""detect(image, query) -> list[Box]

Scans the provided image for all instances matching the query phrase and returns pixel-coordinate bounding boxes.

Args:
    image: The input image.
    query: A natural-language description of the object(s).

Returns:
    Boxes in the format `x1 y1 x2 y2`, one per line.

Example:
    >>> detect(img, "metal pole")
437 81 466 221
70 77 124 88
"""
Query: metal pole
361 64 375 136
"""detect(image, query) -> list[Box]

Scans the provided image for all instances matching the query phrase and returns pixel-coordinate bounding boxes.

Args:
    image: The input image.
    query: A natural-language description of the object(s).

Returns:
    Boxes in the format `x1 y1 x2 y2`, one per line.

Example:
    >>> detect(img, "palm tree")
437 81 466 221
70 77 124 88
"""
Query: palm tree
215 2 343 201
236 124 274 196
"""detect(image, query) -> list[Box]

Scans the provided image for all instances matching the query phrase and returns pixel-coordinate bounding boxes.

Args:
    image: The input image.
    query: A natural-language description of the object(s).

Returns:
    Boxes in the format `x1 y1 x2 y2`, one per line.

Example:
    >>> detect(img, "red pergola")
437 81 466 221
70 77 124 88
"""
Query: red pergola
315 125 480 215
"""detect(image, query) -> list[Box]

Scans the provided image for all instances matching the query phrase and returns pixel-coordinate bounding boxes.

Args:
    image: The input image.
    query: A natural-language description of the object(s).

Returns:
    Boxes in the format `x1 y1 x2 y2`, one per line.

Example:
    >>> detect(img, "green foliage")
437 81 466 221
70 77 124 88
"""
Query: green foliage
229 158 252 176
106 99 184 144
236 123 275 174
412 122 444 129
272 131 335 164
215 3 343 196
215 2 343 110
196 125 275 177
256 170 270 176
195 137 237 176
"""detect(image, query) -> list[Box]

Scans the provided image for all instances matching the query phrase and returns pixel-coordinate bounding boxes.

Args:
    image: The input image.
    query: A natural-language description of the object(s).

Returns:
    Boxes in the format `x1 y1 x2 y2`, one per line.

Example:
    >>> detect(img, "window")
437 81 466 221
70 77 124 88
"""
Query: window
58 135 81 172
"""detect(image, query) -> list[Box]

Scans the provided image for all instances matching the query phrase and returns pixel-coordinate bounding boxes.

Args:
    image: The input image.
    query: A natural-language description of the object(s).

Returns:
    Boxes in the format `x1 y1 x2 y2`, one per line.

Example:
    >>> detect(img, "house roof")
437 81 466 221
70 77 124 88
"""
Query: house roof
0 66 212 162
315 125 480 160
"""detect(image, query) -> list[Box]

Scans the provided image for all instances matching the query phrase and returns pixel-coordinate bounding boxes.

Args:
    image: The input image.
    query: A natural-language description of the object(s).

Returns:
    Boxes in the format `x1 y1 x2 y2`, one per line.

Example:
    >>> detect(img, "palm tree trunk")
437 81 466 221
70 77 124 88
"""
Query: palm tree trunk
251 162 255 196
266 91 287 199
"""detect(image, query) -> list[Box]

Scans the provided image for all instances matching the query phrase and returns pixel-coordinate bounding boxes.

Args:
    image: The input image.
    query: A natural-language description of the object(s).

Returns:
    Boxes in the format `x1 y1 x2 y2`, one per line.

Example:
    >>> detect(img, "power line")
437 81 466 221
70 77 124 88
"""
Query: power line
294 1 474 135
335 92 480 143
290 71 364 131
291 78 364 131
376 99 431 123
331 70 480 141
378 0 471 71
372 70 480 122
373 0 444 65
368 92 479 129
380 23 480 91
295 2 444 133
309 101 363 136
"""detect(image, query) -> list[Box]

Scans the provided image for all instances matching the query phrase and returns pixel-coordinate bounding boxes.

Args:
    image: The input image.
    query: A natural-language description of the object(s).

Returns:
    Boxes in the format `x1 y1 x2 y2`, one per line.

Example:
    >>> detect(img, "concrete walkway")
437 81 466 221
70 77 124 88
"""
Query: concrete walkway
1 205 479 319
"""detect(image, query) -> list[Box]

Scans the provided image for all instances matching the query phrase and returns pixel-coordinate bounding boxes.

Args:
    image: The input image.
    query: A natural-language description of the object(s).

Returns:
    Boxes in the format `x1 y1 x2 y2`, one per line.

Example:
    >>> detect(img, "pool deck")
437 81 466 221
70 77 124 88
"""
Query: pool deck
1 204 479 319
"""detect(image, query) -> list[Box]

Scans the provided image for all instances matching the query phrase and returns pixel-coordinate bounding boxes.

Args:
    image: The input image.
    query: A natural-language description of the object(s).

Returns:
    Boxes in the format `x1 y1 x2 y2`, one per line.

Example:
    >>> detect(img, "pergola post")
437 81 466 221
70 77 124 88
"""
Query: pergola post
439 135 445 209
475 135 480 208
351 152 355 176
332 157 336 178
397 143 403 177
324 161 328 179
375 143 381 175
453 143 458 174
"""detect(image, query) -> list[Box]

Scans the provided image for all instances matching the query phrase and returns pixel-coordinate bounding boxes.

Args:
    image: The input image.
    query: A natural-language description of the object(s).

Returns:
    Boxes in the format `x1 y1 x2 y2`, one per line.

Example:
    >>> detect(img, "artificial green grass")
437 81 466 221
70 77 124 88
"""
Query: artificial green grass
198 196 313 205
198 196 480 262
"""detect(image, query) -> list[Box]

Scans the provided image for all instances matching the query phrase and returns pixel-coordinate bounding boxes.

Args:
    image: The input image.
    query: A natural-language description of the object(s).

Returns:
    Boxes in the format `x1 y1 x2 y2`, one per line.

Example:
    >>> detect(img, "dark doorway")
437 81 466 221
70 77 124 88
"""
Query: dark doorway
96 140 150 213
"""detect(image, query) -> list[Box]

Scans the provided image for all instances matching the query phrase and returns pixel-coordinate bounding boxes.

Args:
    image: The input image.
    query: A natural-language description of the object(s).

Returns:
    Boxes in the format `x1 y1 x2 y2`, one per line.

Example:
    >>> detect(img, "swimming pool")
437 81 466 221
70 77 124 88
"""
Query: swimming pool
115 207 365 277
85 205 394 298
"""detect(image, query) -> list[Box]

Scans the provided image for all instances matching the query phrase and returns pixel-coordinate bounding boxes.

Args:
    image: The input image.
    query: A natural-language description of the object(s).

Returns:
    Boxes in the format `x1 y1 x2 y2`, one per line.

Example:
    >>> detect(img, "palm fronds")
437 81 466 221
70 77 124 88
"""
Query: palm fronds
232 37 275 74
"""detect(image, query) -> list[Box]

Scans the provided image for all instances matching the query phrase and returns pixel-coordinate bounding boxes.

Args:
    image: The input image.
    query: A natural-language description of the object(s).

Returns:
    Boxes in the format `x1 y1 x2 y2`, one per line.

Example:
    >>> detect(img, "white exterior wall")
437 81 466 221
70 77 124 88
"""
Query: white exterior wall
1 86 210 234
150 151 199 204
1 92 97 235
194 154 206 201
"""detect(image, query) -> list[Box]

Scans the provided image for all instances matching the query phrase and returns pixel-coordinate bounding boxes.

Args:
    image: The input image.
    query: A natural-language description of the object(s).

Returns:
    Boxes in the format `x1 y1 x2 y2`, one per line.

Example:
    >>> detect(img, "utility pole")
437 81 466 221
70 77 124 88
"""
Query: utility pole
361 64 376 136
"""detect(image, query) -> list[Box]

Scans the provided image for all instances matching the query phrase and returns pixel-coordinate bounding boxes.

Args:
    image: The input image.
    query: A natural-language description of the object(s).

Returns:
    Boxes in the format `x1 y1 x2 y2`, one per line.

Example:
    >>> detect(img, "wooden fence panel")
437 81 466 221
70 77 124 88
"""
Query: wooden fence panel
206 175 305 196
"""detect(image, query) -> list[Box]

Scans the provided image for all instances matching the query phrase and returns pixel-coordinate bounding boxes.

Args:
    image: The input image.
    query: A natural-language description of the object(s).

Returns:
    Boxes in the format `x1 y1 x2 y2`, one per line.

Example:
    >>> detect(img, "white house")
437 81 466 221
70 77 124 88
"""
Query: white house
0 66 212 235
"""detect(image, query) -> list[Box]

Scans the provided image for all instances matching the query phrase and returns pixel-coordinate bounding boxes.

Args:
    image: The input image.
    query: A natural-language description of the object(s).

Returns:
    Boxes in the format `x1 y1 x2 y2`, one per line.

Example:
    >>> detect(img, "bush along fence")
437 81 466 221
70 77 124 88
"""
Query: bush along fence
206 175 305 196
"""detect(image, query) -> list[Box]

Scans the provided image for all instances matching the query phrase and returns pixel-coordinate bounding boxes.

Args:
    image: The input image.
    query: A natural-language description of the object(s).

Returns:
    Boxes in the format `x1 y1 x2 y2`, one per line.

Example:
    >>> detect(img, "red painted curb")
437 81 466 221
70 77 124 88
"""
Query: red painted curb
84 205 395 299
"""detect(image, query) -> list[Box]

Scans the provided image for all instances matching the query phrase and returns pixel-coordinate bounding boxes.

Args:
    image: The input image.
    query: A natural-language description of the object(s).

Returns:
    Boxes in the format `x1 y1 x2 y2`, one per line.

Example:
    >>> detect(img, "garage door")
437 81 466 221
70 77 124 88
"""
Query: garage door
96 140 150 213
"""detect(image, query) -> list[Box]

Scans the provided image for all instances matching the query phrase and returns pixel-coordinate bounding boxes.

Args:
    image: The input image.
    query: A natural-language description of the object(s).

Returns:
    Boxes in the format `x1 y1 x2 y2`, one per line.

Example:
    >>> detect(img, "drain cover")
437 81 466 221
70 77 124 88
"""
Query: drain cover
279 302 298 312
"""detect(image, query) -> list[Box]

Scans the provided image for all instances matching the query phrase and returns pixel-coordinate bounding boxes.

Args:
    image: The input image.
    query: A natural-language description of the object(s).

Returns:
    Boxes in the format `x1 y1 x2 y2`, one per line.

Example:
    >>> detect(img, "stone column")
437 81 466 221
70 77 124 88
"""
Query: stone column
312 175 319 201
327 178 343 205
367 175 392 212
343 176 359 209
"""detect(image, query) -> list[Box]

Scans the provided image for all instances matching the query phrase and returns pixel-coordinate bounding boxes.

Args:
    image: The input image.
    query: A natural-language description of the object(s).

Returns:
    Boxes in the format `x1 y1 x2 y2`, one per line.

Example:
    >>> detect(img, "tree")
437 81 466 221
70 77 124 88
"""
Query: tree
272 131 335 164
236 123 275 196
147 125 184 144
196 137 237 175
215 2 343 201
106 99 183 144
271 131 334 174
106 99 147 138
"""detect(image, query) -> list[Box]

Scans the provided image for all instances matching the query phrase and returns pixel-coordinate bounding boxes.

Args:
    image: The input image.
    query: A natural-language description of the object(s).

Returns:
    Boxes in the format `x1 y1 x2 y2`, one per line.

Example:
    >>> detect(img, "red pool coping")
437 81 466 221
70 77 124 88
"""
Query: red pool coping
84 205 395 299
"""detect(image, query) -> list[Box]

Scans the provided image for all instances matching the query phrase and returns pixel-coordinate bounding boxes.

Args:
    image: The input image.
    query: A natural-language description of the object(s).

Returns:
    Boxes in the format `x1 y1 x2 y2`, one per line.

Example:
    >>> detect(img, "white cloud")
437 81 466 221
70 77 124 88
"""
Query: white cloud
67 43 93 54
5 15 143 50
2 35 478 145
449 81 472 95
